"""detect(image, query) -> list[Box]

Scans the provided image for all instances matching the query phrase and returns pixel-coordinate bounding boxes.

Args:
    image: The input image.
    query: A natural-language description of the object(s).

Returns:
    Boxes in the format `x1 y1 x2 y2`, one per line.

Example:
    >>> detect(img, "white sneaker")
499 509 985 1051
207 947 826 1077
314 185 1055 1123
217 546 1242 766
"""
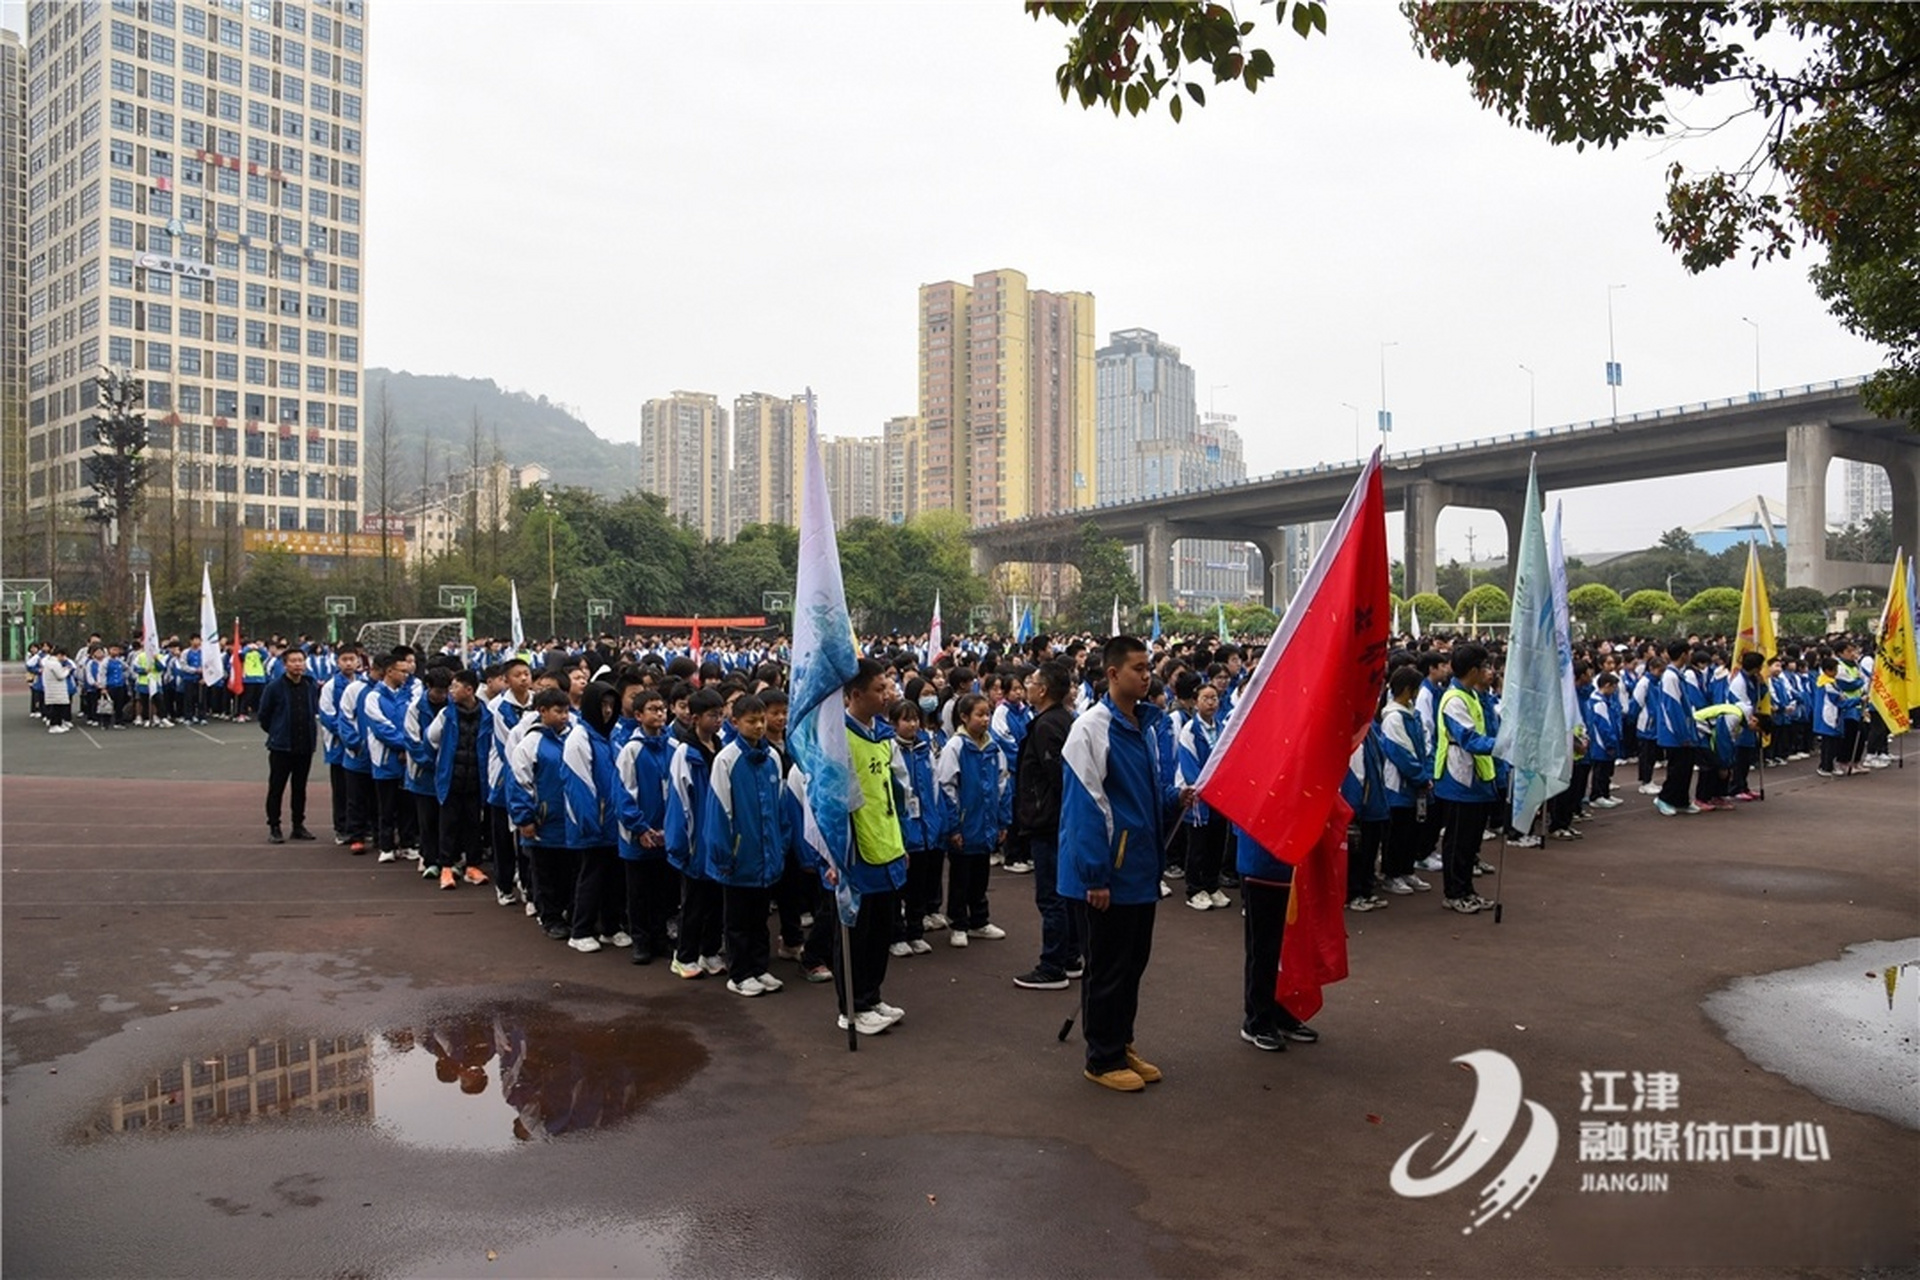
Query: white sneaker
525 900 538 917
888 941 912 957
1187 891 1213 911
989 850 1004 866
874 1001 906 1024
567 936 602 954
908 939 933 955
402 847 422 863
1348 897 1380 913
949 929 969 948
967 923 1006 940
1417 854 1444 872
727 976 766 997
754 971 784 992
1384 876 1415 896
496 888 518 908
603 931 634 949
1405 872 1432 892
1510 834 1543 849
1209 890 1231 909
1159 880 1173 898
1004 861 1033 874
376 849 397 863
1637 783 1661 794
700 954 728 975
837 1010 892 1035
922 913 949 931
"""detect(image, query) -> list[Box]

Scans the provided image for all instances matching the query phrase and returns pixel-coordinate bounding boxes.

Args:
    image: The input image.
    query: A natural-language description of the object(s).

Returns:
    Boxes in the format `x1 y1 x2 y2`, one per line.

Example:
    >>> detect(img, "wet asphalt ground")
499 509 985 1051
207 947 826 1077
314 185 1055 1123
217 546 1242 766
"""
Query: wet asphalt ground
2 682 1916 1279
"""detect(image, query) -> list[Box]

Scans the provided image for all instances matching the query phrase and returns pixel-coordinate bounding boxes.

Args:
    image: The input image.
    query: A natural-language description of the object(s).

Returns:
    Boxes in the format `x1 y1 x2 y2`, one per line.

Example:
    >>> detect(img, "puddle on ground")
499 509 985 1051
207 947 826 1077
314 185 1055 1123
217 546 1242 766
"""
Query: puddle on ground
1702 937 1920 1131
80 1003 708 1152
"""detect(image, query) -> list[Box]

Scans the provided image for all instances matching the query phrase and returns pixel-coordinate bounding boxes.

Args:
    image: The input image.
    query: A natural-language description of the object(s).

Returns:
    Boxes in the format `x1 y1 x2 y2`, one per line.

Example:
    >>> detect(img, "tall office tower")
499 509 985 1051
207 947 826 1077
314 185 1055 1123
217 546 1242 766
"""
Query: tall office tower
880 413 922 525
1095 329 1250 602
917 280 968 515
917 267 1098 528
2 28 28 576
18 0 370 588
820 434 881 524
1842 458 1892 527
641 390 727 540
730 391 806 536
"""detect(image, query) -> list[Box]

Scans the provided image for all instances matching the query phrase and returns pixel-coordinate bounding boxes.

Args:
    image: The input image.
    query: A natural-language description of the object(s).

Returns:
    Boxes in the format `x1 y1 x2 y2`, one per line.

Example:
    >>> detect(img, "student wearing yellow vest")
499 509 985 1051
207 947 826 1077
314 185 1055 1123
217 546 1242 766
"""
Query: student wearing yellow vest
1431 642 1499 915
834 658 911 1036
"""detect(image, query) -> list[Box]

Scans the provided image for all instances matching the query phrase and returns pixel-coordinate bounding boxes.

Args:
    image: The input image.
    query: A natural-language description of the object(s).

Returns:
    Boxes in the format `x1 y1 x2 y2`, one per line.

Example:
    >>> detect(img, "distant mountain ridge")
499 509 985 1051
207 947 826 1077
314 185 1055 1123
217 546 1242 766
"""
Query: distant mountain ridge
366 367 641 495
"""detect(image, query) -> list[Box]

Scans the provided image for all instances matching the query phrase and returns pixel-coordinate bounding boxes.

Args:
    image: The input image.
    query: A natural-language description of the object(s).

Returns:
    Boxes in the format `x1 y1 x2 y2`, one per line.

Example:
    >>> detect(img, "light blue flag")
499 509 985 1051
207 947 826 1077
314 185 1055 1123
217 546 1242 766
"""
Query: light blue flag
1548 501 1580 735
1493 458 1572 834
1015 605 1034 644
1217 602 1230 643
1150 602 1162 643
786 392 865 927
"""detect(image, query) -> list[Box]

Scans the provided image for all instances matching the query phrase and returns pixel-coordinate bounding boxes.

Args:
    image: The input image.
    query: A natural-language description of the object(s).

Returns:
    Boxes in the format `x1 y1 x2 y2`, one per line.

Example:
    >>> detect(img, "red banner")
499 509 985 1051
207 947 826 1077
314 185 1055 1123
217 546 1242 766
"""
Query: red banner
621 616 767 629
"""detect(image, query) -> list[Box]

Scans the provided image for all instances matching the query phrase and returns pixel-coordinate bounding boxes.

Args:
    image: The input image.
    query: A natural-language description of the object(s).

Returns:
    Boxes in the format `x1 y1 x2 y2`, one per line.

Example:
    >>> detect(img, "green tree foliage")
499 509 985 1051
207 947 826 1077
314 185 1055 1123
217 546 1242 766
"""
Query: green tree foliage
1681 586 1745 626
233 550 323 637
1453 583 1511 622
1063 521 1142 632
1826 510 1896 564
1622 589 1681 619
1407 592 1453 630
1567 583 1624 627
1029 3 1918 423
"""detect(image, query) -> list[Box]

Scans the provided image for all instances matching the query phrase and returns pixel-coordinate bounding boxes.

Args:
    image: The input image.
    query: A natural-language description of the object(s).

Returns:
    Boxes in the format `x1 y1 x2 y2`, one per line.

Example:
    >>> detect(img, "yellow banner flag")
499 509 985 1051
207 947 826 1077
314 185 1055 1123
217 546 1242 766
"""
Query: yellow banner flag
1867 549 1914 735
1733 540 1776 669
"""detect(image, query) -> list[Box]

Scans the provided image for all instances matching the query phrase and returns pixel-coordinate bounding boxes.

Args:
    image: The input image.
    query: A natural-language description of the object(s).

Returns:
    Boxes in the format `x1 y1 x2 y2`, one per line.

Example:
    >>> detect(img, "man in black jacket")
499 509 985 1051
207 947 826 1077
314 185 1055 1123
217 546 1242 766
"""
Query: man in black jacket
1011 661 1082 990
258 648 321 844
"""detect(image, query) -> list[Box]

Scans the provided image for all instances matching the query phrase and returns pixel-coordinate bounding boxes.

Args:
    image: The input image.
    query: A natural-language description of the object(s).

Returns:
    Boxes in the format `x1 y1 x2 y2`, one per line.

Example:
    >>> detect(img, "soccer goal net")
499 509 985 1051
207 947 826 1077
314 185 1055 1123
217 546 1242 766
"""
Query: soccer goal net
356 617 470 664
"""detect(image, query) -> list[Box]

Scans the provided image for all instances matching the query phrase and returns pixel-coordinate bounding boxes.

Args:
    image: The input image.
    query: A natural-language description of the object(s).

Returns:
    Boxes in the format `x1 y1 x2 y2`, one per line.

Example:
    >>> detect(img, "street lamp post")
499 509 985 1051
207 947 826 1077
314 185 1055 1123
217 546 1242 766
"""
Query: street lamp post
1519 363 1536 430
544 491 557 640
1606 283 1626 417
1741 316 1761 399
1340 402 1361 460
1378 342 1398 450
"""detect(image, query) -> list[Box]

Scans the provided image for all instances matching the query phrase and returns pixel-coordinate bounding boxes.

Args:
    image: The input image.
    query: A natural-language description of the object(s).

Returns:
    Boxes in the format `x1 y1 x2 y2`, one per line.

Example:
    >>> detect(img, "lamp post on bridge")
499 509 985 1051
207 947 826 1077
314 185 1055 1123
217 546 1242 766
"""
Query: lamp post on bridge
1377 342 1398 456
1519 363 1536 431
1606 283 1626 417
1741 316 1761 400
1340 402 1361 461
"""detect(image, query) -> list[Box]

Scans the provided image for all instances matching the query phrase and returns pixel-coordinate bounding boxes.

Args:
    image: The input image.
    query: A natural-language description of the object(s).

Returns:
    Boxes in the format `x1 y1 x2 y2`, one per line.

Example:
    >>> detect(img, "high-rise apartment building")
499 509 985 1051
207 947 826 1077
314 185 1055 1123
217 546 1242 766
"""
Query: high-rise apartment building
916 268 1097 529
1095 329 1251 602
1842 458 1892 527
880 413 922 525
641 390 727 540
2 28 29 576
820 433 880 525
16 0 370 583
730 390 804 536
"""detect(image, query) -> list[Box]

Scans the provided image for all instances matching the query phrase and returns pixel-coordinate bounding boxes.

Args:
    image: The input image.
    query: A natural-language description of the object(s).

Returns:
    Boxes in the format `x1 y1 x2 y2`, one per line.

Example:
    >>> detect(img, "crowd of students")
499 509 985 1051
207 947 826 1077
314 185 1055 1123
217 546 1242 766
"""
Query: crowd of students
20 620 1906 1080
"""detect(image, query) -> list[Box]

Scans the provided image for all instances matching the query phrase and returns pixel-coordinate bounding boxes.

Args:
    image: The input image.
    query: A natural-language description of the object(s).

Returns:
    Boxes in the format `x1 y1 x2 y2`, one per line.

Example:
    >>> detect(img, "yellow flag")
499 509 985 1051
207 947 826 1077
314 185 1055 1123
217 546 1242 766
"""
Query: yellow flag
1733 540 1776 669
1867 549 1914 735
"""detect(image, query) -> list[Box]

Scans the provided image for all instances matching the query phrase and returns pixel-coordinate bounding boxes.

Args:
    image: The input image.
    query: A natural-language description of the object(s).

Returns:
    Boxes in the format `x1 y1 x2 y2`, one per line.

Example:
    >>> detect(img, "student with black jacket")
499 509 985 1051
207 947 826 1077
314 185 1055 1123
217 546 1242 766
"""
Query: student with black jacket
1010 661 1082 990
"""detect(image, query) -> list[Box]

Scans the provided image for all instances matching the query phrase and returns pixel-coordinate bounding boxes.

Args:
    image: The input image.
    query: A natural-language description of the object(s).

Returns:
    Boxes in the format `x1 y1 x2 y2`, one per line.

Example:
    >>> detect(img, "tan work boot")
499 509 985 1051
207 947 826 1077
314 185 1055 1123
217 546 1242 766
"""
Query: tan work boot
1084 1066 1146 1092
1124 1046 1163 1083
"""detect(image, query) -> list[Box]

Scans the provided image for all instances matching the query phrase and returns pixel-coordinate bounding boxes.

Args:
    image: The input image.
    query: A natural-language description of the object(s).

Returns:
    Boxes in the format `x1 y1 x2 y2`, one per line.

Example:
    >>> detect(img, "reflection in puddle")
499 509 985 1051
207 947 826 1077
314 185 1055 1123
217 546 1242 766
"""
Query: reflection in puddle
86 1005 707 1151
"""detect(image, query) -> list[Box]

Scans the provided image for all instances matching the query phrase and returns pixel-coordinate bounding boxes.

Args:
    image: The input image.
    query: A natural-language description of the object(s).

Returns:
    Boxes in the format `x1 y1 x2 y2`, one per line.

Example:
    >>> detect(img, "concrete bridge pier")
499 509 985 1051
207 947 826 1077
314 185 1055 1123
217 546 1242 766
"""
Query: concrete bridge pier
970 543 1000 583
1141 518 1174 611
1246 532 1286 611
1786 420 1918 594
1403 478 1528 599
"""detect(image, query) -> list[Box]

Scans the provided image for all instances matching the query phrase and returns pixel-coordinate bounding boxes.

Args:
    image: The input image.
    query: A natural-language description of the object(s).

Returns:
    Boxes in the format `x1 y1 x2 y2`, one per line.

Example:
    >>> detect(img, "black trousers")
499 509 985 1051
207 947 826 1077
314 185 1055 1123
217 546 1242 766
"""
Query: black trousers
773 855 812 947
623 858 677 955
945 852 991 931
803 884 837 968
832 887 897 1015
675 876 724 965
1180 815 1228 894
723 883 773 980
1637 737 1662 786
373 776 404 853
1382 805 1419 880
440 789 484 870
1440 798 1487 901
1242 879 1307 1037
1587 760 1616 801
342 767 374 842
1657 745 1696 809
487 803 521 894
265 749 313 829
413 792 442 869
530 845 579 931
570 845 617 940
1074 899 1156 1074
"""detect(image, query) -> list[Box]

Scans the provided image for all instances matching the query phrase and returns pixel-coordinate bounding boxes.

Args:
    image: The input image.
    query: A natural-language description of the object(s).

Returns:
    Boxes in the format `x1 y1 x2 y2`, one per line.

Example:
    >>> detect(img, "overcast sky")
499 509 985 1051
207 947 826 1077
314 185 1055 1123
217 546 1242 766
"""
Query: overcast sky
8 1 1885 561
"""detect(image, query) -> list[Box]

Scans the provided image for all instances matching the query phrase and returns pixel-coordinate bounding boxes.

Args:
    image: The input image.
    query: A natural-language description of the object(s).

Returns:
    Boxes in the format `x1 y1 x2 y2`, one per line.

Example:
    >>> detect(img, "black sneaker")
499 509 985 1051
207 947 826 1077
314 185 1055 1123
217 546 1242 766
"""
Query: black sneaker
1280 1023 1320 1044
1013 967 1069 990
1240 1028 1287 1052
267 827 285 845
289 825 317 841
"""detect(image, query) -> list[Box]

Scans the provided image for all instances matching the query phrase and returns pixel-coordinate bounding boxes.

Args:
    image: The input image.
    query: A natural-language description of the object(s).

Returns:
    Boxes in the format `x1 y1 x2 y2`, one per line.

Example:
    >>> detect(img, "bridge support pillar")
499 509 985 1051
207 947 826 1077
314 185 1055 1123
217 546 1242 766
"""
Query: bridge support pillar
1405 480 1443 597
970 543 1000 582
1141 519 1173 612
1247 533 1285 610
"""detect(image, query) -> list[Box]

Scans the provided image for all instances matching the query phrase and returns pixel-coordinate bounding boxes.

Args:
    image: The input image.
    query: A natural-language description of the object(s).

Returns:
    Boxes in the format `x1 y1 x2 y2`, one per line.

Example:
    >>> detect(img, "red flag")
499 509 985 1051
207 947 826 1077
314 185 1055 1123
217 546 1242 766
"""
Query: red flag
1195 450 1389 862
1195 452 1386 1022
689 618 702 676
1276 810 1354 1023
228 617 246 696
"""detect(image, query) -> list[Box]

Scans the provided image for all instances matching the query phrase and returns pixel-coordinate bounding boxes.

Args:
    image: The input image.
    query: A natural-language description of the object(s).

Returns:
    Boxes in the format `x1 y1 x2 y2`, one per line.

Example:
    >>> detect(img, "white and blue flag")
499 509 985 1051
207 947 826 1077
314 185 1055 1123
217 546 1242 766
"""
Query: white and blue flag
510 580 526 651
787 392 865 927
1548 501 1580 735
198 562 224 686
1493 458 1572 833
